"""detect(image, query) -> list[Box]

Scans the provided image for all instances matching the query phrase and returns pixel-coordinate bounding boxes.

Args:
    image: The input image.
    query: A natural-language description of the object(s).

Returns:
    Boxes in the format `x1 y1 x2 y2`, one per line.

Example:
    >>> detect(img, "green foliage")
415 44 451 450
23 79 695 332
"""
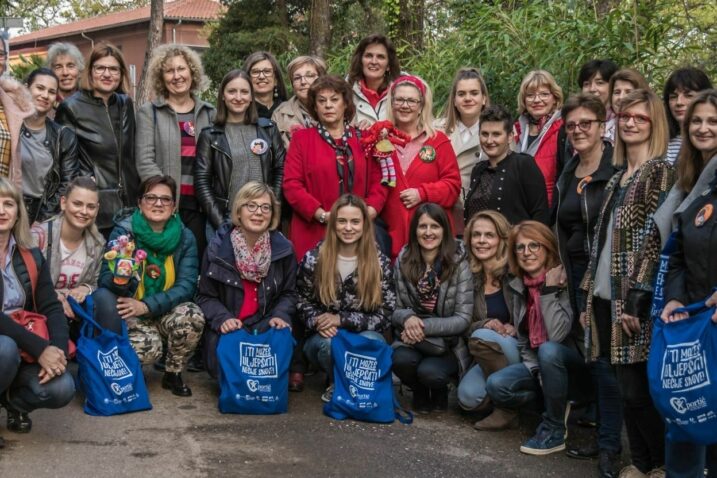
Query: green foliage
9 54 46 82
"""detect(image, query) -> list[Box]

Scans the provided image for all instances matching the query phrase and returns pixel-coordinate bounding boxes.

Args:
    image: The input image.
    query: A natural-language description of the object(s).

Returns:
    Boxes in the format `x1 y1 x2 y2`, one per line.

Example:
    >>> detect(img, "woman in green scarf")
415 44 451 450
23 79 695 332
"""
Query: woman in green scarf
94 175 204 397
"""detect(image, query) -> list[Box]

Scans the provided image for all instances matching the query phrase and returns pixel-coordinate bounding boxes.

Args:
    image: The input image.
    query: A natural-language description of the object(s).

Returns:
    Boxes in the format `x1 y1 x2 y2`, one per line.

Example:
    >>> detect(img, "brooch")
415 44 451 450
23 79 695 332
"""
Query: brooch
695 203 713 228
419 145 436 163
250 138 269 155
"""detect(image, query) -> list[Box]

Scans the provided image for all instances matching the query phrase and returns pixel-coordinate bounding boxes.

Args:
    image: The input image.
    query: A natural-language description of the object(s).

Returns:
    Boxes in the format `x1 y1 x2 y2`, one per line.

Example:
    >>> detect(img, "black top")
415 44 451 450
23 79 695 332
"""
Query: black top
557 173 587 267
485 289 510 324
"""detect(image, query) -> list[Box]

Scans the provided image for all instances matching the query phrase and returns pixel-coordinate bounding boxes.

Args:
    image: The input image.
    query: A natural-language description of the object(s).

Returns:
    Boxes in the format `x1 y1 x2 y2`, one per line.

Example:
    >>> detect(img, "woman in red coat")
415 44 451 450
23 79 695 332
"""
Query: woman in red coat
283 75 388 260
381 75 461 260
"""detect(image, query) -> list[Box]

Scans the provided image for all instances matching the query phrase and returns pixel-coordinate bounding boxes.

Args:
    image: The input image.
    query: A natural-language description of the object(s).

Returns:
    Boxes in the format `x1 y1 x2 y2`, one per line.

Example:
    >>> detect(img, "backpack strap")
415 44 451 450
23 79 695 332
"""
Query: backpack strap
18 247 38 309
46 220 53 268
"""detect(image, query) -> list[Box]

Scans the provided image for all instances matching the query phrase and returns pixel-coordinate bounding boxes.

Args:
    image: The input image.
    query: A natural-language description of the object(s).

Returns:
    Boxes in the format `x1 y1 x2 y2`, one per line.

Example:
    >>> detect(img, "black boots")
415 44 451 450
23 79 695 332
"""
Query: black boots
412 385 449 413
6 408 32 433
162 372 192 397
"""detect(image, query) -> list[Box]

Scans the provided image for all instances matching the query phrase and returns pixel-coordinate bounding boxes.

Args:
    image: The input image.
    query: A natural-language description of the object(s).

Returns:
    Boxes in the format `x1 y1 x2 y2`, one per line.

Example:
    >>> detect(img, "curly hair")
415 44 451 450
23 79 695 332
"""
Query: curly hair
146 44 209 99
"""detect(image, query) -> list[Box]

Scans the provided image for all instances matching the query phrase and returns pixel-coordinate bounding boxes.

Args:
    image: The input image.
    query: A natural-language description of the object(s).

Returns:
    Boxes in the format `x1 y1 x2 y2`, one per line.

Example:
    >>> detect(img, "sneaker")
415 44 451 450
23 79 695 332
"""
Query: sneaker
562 401 572 440
474 408 519 431
618 465 647 478
646 467 665 478
321 384 334 403
520 423 566 456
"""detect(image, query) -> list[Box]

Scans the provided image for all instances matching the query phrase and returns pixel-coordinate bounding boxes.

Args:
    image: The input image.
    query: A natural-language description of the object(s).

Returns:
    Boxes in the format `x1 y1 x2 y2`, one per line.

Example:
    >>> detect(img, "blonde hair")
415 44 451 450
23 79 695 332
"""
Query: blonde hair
613 89 669 168
146 44 209 99
517 70 564 116
0 177 33 248
507 221 560 278
230 182 281 231
441 68 490 135
387 76 437 138
315 195 383 311
287 55 327 80
464 210 510 280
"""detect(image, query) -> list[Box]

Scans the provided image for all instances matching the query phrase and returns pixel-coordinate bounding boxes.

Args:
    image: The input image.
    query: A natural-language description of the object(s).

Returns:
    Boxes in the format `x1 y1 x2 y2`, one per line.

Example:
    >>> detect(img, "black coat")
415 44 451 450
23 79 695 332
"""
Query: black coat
665 172 717 305
464 151 549 225
55 90 140 229
25 118 84 223
554 142 617 313
197 223 297 378
194 118 286 228
0 246 68 358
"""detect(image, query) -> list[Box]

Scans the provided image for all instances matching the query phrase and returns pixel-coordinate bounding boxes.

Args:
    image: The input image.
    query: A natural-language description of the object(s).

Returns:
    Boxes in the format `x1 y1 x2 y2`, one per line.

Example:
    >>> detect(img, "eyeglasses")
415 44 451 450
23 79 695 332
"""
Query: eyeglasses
250 68 274 78
566 119 603 132
243 202 272 214
292 73 318 84
617 113 651 124
526 92 553 102
392 97 421 108
142 194 174 206
515 242 542 254
163 65 189 76
93 64 121 76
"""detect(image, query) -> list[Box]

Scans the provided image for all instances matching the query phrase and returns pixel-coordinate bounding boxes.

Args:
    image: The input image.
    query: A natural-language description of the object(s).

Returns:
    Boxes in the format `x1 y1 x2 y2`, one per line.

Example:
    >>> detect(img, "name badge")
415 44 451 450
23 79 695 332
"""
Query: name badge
695 204 713 228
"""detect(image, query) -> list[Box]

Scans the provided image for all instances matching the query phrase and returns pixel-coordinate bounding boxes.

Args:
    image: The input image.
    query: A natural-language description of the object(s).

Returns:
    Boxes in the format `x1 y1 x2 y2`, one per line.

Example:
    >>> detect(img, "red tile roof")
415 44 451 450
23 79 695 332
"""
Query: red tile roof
10 0 223 45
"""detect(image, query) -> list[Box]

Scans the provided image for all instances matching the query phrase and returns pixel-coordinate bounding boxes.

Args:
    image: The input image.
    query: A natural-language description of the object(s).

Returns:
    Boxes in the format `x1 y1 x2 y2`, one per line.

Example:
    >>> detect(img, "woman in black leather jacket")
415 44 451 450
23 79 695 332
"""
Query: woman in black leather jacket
195 69 285 230
20 68 82 223
55 43 139 235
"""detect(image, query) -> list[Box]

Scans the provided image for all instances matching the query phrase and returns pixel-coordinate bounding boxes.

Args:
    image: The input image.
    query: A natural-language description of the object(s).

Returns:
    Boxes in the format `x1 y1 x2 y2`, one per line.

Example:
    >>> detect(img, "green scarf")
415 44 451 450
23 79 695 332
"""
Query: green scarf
131 209 182 297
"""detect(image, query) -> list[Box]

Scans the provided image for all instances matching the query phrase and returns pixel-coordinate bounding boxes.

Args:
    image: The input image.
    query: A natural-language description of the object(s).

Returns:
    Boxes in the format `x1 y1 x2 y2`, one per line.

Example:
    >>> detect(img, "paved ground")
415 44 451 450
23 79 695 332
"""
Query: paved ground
0 367 605 478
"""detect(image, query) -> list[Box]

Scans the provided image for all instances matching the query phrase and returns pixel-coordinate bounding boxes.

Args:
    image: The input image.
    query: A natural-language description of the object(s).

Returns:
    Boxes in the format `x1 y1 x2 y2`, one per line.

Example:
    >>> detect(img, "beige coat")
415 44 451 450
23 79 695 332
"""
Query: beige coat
271 96 315 148
351 81 389 126
0 77 35 189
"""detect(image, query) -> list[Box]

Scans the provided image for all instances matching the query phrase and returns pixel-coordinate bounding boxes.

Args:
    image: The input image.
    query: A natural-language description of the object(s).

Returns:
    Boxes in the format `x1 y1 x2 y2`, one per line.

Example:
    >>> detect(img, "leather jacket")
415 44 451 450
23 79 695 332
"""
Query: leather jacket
195 117 285 228
55 90 140 229
23 119 83 222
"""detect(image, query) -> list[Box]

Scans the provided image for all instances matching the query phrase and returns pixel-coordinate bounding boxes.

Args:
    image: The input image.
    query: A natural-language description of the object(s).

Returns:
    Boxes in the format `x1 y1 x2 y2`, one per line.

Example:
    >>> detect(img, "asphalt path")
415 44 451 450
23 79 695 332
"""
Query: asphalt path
0 368 603 477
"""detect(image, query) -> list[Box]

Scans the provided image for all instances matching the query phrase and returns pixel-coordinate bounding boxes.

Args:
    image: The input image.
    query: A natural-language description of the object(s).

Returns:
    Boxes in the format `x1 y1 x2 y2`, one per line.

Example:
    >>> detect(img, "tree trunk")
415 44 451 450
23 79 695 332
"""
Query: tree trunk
397 0 424 51
136 0 164 104
309 0 330 57
276 0 289 27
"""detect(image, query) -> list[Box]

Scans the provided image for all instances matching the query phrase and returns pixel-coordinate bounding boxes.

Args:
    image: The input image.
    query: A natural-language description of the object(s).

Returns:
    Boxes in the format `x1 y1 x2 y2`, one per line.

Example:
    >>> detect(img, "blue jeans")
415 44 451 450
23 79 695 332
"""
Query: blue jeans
665 440 717 478
591 357 623 453
304 330 385 374
0 335 75 414
457 329 520 410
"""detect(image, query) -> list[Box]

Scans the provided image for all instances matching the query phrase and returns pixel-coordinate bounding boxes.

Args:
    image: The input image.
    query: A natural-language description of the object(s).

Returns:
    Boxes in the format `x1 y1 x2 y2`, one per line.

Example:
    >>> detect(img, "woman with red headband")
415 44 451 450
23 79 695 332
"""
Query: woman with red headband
381 75 461 260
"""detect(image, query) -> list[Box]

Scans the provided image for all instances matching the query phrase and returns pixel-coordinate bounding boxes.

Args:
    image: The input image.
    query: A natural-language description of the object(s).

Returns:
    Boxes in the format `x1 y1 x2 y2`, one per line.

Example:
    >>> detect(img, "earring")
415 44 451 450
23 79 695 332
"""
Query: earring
273 86 278 99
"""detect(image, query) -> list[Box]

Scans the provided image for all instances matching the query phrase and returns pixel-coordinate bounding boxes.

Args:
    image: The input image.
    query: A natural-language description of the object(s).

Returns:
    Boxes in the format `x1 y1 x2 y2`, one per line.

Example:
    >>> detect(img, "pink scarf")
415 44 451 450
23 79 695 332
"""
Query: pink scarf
523 272 548 348
230 227 271 283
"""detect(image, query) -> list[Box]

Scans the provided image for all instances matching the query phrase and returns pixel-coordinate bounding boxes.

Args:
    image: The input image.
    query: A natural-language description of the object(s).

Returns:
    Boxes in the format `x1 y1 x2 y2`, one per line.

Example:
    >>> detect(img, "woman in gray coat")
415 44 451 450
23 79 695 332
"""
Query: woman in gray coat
392 203 473 414
135 44 215 258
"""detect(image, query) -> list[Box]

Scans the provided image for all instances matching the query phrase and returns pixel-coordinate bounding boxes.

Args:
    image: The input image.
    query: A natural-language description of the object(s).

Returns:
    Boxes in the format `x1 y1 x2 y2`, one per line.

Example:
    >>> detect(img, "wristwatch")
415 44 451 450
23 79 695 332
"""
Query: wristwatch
319 211 327 224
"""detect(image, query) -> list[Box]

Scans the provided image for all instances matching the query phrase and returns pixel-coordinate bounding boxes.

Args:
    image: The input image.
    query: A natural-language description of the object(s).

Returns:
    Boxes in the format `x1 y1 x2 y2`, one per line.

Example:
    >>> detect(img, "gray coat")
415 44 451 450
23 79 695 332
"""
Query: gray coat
392 245 474 376
135 94 215 187
506 276 578 372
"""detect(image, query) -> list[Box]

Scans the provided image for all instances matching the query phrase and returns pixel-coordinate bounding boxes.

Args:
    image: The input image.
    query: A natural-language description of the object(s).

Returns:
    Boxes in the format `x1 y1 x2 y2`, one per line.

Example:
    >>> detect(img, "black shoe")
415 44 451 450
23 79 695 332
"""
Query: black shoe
412 385 431 414
6 408 32 433
162 372 192 397
186 352 204 373
566 442 599 460
598 450 619 478
153 353 167 372
431 387 448 412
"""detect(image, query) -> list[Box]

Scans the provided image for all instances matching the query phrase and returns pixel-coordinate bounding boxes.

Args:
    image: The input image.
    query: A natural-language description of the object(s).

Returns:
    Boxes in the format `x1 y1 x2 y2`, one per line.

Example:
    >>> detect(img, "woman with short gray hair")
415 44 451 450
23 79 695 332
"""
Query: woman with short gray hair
46 42 84 101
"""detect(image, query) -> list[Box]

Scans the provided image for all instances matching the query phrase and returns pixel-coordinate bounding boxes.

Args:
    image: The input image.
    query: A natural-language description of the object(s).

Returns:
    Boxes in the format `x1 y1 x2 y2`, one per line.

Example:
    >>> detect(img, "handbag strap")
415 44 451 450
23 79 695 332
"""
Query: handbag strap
46 220 53 268
18 247 38 309
393 395 414 424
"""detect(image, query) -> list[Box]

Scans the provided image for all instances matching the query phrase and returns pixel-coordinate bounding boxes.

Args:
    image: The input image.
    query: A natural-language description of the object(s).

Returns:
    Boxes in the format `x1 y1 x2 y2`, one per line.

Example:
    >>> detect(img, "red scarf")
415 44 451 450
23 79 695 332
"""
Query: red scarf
523 272 548 349
359 79 387 109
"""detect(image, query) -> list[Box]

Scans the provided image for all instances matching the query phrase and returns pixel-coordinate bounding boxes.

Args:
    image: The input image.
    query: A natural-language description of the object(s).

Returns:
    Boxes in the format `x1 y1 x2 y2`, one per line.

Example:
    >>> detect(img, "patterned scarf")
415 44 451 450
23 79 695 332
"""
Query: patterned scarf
317 122 354 195
131 209 182 297
0 104 11 178
417 261 442 312
230 226 271 283
523 272 548 348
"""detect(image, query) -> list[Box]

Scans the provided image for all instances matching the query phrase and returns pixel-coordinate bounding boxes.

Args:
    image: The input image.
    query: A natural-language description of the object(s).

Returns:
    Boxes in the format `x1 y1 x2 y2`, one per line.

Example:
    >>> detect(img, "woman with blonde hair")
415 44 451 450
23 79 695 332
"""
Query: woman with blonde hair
297 194 395 402
198 181 297 379
582 88 675 477
0 177 74 443
514 70 566 205
456 210 519 417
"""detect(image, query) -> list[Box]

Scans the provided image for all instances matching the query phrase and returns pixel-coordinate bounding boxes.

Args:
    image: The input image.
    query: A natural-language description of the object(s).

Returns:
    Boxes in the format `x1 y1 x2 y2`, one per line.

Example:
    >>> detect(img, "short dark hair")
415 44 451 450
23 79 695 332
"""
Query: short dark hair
347 34 401 93
479 104 513 134
578 59 619 88
214 69 258 127
138 175 177 203
307 75 356 123
663 67 713 138
561 93 607 122
80 43 129 94
25 67 58 88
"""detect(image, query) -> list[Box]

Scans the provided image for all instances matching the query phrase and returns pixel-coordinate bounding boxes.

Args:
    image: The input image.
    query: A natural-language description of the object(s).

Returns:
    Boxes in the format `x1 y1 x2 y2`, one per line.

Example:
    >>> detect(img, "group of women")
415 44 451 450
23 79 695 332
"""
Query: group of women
0 33 715 478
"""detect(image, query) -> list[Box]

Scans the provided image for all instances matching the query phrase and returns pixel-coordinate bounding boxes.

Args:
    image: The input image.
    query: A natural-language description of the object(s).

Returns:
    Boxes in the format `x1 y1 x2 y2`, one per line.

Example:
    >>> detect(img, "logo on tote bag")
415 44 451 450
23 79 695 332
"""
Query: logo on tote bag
240 342 278 378
97 347 133 380
344 352 380 393
660 340 711 393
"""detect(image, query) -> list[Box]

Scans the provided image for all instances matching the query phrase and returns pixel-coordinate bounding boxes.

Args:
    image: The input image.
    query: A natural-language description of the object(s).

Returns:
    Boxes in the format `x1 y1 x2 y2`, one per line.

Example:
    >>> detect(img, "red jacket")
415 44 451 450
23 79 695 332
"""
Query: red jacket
283 126 388 260
514 117 563 206
381 131 461 260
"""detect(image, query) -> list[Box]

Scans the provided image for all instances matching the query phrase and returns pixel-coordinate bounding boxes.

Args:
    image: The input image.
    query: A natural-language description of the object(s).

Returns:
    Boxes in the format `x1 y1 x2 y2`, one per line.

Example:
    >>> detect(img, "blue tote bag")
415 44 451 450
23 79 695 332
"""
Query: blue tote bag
70 296 152 416
217 327 293 414
324 329 412 424
648 299 717 445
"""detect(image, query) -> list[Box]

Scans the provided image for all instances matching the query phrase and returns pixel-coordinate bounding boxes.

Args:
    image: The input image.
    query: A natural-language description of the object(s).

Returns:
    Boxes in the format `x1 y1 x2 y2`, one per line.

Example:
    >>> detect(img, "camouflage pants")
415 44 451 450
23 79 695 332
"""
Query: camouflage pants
128 302 205 373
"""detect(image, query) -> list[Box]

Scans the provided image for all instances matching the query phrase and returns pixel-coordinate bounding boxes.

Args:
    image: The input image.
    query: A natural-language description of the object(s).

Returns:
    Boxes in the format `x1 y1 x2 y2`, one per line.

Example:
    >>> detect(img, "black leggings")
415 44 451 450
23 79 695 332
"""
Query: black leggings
392 346 458 389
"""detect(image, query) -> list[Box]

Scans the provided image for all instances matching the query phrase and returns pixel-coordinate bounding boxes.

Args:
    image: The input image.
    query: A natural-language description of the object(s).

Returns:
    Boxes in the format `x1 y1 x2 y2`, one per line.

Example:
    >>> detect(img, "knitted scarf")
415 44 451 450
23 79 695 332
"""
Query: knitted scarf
230 226 271 283
317 122 354 195
523 272 548 349
131 209 182 297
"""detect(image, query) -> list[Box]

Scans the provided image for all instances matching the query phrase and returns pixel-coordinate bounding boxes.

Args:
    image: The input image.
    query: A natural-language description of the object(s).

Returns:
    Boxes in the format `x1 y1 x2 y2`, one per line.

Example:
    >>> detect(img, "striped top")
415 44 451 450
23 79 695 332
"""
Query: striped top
177 112 198 210
666 136 682 166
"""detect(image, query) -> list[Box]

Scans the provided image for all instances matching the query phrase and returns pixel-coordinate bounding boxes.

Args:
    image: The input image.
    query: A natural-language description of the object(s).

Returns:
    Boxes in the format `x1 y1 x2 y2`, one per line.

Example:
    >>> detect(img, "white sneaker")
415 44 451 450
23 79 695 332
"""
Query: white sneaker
321 384 334 403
